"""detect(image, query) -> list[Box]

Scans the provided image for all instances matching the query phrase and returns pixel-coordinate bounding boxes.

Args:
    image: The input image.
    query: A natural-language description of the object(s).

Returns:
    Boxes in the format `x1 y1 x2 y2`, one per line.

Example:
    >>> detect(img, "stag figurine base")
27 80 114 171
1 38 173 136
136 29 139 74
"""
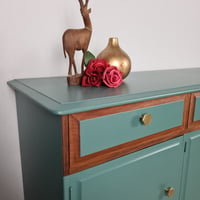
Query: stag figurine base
67 74 82 86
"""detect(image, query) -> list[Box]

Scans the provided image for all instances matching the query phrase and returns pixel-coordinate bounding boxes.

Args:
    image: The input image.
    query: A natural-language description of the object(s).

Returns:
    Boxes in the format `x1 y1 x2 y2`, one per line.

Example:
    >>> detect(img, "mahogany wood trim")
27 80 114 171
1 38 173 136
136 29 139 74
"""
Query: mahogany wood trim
183 93 192 129
188 92 200 130
72 94 187 121
188 93 196 125
69 126 185 174
67 94 189 174
62 115 69 176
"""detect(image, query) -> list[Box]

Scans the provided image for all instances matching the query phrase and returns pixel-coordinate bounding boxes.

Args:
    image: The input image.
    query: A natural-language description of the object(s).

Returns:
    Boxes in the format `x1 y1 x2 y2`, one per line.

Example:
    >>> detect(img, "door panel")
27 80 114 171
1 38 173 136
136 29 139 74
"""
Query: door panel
67 137 184 200
182 130 200 200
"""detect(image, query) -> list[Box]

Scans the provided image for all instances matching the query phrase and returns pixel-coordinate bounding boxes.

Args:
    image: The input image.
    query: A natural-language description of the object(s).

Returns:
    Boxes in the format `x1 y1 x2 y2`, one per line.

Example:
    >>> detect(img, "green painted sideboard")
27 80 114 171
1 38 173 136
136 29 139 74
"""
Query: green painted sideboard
8 68 200 200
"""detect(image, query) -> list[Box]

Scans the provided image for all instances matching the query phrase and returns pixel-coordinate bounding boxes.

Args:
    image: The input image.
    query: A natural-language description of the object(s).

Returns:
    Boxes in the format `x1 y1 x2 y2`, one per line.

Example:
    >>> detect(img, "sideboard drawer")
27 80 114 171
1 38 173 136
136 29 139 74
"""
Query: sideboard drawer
65 94 189 174
192 93 200 122
79 100 183 156
188 92 200 129
194 96 200 121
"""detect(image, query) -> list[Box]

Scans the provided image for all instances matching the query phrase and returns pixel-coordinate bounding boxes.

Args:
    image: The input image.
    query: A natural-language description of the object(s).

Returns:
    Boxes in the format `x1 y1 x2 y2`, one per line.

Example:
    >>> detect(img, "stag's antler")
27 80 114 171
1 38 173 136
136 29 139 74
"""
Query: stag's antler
78 0 84 7
85 0 89 6
78 0 89 6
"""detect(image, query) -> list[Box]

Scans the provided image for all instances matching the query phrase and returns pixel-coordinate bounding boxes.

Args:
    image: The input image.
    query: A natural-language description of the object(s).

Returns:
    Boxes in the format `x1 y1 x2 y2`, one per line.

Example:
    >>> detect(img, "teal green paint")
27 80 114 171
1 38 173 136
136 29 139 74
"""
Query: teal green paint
16 92 63 200
7 68 200 200
65 137 184 200
63 176 71 200
80 100 184 156
7 68 200 115
182 130 200 200
194 97 200 121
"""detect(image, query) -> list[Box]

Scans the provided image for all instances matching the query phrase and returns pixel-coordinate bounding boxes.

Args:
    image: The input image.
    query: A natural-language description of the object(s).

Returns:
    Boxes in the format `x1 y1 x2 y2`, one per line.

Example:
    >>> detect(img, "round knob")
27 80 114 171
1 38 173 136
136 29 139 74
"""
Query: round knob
165 187 175 198
140 113 152 125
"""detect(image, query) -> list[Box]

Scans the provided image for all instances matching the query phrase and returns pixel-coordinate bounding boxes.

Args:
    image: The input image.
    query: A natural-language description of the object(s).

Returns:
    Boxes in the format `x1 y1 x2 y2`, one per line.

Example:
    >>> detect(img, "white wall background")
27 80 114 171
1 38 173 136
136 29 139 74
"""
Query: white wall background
1 0 200 199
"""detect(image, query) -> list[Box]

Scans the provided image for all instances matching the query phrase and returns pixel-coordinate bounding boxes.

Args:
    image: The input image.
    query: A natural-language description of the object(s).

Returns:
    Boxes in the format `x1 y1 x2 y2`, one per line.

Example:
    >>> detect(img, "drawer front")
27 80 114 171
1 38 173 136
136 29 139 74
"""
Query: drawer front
65 94 189 174
188 92 200 129
80 100 184 156
194 95 200 121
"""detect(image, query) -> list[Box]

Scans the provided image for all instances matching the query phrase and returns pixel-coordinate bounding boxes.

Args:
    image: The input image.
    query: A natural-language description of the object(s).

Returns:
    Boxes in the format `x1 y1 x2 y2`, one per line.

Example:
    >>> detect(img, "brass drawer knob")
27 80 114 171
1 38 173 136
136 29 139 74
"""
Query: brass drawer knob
140 113 152 125
165 187 175 198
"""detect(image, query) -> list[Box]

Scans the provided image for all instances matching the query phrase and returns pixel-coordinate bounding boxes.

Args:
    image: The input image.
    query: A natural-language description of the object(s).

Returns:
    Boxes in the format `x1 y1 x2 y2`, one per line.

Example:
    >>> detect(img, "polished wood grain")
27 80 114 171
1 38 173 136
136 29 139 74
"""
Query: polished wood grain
62 115 69 176
62 94 190 175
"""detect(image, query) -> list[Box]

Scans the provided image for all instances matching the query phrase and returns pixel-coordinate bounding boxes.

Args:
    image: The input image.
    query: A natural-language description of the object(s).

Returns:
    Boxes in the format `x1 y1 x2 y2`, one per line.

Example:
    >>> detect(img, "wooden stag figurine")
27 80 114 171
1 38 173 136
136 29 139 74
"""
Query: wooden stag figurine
62 0 92 85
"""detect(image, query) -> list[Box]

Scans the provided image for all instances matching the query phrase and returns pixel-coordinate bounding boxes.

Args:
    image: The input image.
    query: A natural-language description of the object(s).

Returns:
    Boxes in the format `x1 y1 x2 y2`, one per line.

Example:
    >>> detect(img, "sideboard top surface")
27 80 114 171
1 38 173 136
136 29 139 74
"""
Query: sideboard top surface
8 68 200 115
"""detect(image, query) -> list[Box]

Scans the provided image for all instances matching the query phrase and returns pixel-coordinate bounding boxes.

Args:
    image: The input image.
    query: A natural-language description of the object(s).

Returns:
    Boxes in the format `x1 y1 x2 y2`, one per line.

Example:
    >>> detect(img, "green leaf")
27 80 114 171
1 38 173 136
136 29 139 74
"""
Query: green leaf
84 51 95 66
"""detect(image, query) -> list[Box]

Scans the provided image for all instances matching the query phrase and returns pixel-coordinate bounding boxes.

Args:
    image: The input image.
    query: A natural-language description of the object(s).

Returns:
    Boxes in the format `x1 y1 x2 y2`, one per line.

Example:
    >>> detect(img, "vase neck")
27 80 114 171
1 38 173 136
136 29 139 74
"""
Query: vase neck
108 37 119 47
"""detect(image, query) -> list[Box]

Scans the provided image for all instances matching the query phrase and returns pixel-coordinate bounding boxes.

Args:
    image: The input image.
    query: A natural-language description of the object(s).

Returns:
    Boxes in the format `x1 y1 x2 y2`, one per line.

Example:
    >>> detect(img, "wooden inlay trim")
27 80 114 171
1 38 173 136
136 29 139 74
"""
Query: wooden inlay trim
62 115 69 176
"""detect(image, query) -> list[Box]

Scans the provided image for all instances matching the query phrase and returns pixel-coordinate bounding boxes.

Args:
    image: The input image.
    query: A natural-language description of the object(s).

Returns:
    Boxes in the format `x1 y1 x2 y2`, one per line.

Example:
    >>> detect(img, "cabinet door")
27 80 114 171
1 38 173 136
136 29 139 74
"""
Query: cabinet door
65 137 184 200
182 130 200 200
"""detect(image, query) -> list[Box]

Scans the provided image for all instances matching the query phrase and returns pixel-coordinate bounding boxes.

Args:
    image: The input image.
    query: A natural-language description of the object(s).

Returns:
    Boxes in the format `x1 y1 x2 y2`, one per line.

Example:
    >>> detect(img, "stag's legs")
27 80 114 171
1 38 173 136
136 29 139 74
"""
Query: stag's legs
72 58 78 75
68 55 73 76
67 51 78 76
81 50 87 73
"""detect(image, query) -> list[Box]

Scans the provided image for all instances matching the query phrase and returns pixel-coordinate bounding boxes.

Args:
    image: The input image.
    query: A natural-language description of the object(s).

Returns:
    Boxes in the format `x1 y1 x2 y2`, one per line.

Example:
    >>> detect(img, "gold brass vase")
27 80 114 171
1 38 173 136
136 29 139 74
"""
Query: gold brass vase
97 37 131 79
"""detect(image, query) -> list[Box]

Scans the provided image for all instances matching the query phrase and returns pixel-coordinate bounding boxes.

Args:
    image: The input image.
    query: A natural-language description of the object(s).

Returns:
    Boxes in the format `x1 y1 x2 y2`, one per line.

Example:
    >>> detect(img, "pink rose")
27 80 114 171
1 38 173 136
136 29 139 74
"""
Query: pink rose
102 66 123 88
